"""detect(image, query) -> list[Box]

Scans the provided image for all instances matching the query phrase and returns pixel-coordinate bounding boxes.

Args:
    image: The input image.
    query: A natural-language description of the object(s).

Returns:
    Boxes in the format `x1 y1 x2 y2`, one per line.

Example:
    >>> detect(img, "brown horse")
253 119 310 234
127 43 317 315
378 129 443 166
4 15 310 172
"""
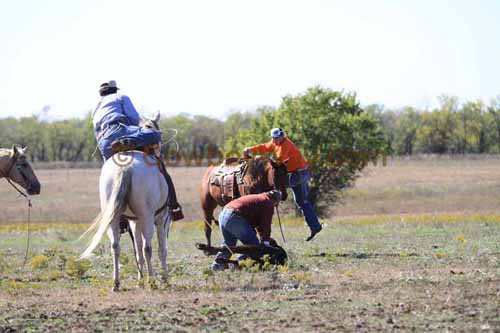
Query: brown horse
0 145 41 195
200 156 288 247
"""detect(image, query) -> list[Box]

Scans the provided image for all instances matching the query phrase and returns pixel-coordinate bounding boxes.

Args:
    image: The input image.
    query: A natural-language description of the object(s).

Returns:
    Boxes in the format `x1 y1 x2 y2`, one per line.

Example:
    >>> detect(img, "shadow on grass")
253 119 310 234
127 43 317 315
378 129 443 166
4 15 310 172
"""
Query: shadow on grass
311 252 419 259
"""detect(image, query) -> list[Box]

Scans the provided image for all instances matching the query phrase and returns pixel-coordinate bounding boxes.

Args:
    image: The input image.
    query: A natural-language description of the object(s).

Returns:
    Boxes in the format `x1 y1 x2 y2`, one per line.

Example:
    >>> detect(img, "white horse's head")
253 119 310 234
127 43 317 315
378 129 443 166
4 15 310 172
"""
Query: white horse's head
140 111 161 131
138 111 162 157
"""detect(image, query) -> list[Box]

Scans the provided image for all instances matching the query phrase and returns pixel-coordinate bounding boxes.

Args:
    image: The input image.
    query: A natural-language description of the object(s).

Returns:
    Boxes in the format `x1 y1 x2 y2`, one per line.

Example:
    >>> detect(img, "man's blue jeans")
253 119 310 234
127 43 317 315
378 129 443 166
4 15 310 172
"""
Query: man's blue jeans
215 208 259 259
98 123 161 160
289 168 321 232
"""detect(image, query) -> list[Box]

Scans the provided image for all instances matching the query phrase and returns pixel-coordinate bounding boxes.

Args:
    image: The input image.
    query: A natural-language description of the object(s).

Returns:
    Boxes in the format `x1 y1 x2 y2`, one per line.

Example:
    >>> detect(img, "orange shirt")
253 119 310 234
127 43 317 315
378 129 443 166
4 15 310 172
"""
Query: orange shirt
249 137 307 172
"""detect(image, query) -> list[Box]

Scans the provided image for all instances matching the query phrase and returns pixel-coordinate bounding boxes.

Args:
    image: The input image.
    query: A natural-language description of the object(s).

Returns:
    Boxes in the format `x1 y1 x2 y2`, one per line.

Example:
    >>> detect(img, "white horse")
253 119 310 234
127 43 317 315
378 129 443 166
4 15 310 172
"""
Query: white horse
81 116 171 292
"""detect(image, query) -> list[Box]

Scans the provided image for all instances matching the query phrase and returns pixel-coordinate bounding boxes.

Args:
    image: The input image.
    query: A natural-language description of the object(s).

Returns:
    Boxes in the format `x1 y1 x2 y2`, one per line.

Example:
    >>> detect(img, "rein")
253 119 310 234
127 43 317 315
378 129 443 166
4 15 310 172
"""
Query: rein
7 178 33 265
275 205 286 243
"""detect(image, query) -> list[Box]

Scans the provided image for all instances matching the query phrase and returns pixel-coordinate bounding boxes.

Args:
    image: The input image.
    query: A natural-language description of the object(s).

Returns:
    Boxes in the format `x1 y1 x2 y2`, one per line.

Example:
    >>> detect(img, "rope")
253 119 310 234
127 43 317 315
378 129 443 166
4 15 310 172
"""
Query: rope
5 180 33 265
276 205 286 243
161 128 179 150
6 179 29 199
5 180 33 266
23 198 32 265
90 145 99 159
1 150 33 264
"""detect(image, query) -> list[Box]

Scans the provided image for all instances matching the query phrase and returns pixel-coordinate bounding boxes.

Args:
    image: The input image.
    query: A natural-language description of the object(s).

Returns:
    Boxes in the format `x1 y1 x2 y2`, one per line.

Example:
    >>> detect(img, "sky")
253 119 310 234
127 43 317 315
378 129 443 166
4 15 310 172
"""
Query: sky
1 0 499 120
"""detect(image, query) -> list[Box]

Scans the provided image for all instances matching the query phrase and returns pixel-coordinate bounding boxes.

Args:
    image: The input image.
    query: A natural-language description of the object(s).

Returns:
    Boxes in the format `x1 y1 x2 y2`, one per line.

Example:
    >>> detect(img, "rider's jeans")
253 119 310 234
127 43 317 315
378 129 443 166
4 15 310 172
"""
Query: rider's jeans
98 123 161 160
289 168 322 232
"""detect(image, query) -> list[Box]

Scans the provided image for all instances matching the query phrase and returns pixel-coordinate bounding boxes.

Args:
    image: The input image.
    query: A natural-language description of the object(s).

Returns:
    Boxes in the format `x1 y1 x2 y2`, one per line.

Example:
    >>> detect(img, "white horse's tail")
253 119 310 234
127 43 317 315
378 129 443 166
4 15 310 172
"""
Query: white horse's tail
80 167 131 259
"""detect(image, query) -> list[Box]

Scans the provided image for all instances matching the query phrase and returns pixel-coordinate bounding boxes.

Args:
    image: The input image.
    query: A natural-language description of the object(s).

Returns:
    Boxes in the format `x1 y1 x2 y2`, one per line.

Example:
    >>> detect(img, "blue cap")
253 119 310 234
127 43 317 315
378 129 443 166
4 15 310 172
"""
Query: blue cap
270 128 284 138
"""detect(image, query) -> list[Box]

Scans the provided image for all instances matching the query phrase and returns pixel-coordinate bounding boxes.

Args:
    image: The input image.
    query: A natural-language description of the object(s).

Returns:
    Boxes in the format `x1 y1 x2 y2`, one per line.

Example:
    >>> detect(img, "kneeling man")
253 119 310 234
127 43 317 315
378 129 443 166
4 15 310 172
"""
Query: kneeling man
210 190 282 270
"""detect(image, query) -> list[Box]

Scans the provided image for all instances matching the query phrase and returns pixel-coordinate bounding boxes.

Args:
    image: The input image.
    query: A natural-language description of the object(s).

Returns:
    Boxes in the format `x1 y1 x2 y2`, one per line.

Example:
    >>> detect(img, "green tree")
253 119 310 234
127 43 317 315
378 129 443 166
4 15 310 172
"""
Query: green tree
226 86 386 214
394 107 421 155
365 104 397 154
488 96 500 153
459 100 486 153
224 106 275 157
416 108 457 154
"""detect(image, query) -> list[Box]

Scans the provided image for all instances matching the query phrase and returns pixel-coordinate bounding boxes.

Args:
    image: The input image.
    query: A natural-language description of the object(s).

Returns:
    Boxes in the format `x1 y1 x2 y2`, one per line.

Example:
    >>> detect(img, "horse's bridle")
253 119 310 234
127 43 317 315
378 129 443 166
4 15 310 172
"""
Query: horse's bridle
0 151 20 178
0 151 32 198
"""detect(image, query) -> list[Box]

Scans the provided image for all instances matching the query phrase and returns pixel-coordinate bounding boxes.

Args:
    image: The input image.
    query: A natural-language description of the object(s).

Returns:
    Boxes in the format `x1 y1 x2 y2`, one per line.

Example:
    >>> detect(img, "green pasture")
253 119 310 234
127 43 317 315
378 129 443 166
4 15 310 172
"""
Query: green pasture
1 216 499 332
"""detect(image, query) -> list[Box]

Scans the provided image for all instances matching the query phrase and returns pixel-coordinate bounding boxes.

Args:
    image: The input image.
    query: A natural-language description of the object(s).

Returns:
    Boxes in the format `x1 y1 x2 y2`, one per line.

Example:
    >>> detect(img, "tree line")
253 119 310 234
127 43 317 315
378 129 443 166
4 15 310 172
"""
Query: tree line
368 95 500 155
1 91 500 163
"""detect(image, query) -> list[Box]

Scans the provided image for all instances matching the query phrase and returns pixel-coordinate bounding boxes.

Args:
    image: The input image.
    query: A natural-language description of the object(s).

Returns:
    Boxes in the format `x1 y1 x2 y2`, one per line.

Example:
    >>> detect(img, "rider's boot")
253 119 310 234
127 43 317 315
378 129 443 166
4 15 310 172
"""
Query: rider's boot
156 157 184 221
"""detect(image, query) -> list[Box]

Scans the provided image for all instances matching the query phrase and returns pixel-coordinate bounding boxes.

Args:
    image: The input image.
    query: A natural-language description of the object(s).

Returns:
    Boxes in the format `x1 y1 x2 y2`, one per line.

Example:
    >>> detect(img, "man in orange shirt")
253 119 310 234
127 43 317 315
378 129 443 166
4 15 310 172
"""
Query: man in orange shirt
243 128 322 241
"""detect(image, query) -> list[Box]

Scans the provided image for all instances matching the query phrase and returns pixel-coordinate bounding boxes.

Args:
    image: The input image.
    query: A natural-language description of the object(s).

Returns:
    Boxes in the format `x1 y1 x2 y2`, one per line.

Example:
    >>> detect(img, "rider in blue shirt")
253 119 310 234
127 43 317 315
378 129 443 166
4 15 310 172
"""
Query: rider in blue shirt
93 80 161 160
92 80 183 221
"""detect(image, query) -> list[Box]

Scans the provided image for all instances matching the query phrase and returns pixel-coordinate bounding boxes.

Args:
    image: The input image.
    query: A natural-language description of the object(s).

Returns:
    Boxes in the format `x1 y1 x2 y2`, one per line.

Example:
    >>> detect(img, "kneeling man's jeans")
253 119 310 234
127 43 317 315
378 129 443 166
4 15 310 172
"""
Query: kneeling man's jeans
215 208 259 259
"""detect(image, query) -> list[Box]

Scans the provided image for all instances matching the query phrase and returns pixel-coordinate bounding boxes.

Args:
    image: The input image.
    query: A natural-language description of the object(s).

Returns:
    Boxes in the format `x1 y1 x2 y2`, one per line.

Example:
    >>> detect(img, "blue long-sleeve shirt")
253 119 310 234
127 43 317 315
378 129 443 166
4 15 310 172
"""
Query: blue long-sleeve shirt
92 93 140 139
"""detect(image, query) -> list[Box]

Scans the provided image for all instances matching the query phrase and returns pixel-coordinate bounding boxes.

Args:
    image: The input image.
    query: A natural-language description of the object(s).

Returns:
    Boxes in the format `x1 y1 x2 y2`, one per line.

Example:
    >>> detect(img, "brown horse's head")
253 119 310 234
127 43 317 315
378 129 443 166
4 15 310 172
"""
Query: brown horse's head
269 158 288 201
244 156 288 201
1 146 41 195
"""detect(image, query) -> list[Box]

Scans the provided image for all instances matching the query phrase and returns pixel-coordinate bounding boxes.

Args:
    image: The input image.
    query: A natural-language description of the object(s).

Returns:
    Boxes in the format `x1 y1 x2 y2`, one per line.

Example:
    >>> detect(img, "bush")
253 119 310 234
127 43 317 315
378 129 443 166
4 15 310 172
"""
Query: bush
65 257 90 279
225 86 386 214
30 255 49 271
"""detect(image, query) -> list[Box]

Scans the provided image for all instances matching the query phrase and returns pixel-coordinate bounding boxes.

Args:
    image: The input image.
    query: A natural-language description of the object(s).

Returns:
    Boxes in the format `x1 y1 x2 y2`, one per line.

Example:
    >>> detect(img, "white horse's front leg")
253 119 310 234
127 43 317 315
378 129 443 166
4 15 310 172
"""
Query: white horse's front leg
156 215 171 282
107 222 121 292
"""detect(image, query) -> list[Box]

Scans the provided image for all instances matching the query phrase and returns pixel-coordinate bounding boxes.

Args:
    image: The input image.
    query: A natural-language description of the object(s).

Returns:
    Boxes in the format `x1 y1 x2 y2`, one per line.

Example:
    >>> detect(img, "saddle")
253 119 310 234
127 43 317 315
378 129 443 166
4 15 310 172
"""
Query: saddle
210 158 249 204
111 137 158 155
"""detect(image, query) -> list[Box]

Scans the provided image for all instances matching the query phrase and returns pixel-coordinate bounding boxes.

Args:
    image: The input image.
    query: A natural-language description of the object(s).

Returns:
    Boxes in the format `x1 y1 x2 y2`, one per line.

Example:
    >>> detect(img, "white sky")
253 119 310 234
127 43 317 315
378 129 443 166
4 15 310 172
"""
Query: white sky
1 0 499 120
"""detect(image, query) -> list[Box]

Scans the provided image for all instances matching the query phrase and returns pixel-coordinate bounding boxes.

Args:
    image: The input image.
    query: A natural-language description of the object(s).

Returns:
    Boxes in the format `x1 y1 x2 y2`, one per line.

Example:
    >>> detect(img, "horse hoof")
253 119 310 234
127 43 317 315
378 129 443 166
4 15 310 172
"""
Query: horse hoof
112 284 120 292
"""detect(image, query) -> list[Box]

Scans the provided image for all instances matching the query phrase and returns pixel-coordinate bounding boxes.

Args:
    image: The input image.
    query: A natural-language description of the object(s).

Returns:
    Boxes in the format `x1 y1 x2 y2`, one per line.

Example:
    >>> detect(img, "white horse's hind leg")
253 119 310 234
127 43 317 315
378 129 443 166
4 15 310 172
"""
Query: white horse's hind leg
143 215 155 281
130 221 145 281
156 215 171 282
107 222 121 292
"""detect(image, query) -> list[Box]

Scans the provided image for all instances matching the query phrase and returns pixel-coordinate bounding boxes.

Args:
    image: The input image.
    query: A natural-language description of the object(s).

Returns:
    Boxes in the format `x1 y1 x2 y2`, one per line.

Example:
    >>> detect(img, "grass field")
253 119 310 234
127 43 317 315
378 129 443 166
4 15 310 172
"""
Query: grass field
1 156 499 331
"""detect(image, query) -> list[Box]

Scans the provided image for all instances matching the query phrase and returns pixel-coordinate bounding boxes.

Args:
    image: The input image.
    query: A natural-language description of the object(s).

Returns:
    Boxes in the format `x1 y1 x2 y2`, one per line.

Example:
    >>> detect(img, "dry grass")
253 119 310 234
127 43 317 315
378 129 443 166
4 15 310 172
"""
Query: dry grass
0 167 208 224
0 219 498 331
336 155 500 216
2 155 500 225
1 155 499 331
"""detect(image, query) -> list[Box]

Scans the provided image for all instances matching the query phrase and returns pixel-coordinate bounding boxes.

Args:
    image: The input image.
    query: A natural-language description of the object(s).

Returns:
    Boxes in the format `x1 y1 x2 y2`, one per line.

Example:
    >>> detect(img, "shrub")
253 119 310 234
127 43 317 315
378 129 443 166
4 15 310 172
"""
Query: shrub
30 255 49 271
65 257 90 278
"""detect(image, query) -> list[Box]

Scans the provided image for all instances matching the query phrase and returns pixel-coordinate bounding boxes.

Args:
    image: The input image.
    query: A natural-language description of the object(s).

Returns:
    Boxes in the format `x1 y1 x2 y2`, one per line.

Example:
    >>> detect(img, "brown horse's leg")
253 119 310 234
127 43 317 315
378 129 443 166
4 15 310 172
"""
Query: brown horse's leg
202 197 218 248
201 167 218 249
